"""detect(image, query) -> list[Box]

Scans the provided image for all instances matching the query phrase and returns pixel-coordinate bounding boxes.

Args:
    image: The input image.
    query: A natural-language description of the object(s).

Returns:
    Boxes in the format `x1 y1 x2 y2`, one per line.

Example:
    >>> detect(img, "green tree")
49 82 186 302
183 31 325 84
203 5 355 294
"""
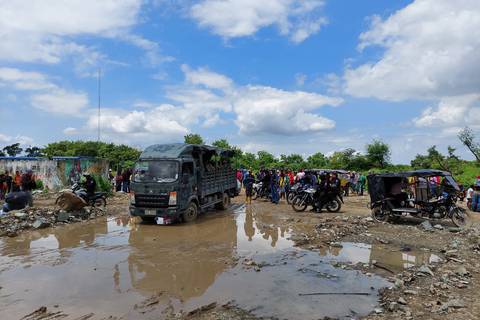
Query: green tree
280 153 305 171
184 133 204 145
25 146 44 157
329 148 356 169
239 152 257 170
3 143 23 157
0 150 5 157
257 151 276 168
43 141 141 170
212 139 231 149
458 126 480 162
307 152 328 168
366 140 391 168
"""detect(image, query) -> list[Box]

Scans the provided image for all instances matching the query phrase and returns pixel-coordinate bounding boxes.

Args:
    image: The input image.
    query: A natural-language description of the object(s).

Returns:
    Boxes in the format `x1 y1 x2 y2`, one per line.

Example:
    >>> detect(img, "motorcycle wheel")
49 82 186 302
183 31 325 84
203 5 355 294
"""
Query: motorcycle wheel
287 192 296 205
252 190 259 200
326 199 341 213
291 196 308 212
371 206 389 223
93 197 107 208
451 208 467 228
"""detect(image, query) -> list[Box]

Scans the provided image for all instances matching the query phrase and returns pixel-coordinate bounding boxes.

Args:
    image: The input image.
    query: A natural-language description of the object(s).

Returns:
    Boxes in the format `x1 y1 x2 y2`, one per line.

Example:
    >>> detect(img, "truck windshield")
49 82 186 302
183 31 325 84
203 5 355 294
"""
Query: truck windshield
133 160 179 183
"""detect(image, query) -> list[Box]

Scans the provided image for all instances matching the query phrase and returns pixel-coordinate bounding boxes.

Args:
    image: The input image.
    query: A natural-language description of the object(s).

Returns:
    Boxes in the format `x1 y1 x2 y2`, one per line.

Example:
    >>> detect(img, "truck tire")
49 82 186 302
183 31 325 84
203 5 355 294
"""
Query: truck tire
215 192 230 210
183 202 198 223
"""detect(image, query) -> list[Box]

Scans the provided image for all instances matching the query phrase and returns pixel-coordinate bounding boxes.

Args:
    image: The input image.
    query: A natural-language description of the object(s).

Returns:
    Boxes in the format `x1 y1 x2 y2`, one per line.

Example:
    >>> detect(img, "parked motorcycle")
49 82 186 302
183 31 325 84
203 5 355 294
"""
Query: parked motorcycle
368 170 468 227
252 182 271 200
291 187 342 213
371 193 467 227
56 183 107 208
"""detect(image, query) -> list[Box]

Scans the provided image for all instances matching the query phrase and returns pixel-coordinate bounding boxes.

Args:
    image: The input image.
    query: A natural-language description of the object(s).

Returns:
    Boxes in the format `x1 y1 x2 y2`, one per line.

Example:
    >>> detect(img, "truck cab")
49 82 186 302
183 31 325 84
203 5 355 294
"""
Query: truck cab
129 143 238 224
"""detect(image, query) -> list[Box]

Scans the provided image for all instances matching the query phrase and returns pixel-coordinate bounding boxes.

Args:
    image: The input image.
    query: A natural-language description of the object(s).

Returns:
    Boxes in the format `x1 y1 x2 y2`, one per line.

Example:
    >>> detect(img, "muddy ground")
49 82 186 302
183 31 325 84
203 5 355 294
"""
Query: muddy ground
0 192 479 320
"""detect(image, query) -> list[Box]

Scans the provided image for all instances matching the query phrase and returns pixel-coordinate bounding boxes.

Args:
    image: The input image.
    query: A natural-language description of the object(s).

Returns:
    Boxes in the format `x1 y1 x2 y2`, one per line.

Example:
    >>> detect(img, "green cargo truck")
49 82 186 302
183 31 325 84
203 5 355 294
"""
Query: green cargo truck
129 143 238 224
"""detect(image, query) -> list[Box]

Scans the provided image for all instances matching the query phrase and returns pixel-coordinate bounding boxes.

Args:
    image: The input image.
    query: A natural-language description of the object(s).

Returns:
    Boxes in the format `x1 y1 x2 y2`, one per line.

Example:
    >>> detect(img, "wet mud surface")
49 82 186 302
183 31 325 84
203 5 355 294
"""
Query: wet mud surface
0 193 479 319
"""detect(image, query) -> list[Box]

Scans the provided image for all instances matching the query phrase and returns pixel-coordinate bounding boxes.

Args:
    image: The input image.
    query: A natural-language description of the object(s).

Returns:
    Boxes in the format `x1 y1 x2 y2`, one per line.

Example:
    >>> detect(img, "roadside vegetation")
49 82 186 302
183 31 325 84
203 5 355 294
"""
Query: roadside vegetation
1 127 479 186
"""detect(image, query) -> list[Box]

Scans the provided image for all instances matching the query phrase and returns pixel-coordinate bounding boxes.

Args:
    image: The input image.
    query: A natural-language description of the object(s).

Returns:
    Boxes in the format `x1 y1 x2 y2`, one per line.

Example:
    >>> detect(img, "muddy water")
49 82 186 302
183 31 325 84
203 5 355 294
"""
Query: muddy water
0 204 435 319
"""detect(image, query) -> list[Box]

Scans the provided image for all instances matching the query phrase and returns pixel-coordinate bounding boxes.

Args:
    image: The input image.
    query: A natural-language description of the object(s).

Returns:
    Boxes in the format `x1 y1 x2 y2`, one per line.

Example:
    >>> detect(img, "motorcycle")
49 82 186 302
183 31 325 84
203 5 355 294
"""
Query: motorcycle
252 182 271 200
56 183 107 208
291 187 342 213
371 193 467 227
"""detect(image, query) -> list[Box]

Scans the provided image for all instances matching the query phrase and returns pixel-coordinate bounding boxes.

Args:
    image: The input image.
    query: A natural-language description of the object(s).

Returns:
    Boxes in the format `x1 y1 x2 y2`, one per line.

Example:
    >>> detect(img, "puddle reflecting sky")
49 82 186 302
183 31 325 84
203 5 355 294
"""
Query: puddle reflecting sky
0 205 433 319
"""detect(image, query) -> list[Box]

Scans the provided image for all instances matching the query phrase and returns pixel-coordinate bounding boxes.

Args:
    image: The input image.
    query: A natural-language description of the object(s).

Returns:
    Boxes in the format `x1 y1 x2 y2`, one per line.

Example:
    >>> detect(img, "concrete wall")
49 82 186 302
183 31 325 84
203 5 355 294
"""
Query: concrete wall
0 158 109 191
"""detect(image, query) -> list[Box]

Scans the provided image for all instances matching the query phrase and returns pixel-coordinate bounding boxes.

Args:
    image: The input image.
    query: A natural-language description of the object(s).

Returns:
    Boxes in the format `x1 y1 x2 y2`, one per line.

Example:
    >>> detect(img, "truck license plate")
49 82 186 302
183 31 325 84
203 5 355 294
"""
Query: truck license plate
145 209 156 216
155 217 164 225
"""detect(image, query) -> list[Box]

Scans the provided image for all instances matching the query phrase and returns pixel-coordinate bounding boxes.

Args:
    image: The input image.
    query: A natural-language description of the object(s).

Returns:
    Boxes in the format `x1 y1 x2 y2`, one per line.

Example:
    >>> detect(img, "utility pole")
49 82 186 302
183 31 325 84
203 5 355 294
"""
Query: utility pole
97 67 101 142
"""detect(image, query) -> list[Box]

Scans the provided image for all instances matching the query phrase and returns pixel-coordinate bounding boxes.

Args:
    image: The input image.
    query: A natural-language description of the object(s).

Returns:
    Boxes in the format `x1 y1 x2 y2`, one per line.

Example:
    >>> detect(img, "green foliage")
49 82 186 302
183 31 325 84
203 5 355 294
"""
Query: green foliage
257 151 276 168
43 141 141 170
35 179 44 190
366 140 391 168
3 143 23 157
184 133 204 145
25 146 43 157
93 174 113 195
0 150 5 157
307 152 328 169
458 126 480 162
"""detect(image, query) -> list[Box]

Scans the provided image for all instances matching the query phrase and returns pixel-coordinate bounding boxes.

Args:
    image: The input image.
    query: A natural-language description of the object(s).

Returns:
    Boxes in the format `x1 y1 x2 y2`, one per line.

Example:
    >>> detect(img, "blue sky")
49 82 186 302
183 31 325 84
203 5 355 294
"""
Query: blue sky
1 0 479 163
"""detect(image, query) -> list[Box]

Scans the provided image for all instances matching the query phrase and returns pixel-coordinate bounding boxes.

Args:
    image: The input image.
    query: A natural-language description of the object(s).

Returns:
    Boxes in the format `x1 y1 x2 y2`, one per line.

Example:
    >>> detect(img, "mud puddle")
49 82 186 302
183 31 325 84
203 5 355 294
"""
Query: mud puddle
0 204 425 319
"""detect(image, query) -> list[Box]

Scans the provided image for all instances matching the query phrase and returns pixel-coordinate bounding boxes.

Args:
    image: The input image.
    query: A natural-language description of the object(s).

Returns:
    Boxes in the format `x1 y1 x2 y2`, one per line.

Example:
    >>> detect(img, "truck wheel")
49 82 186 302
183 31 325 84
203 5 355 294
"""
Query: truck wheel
183 202 198 222
215 193 230 210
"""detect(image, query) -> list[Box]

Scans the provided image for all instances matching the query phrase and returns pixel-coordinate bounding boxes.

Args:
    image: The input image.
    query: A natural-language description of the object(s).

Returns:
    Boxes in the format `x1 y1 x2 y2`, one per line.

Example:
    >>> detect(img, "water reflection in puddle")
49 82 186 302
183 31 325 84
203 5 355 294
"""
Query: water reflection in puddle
0 205 435 319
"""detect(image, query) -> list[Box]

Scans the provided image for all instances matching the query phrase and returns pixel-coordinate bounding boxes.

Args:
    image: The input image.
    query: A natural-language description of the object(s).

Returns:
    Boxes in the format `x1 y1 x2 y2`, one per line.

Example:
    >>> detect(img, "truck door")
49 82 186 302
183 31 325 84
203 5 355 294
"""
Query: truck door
180 161 195 209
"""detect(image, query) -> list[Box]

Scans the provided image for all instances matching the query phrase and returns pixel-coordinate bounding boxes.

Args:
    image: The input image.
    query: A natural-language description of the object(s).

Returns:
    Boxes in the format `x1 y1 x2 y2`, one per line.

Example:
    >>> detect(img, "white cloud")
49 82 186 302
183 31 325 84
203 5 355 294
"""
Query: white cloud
78 65 342 141
63 127 79 135
0 67 90 115
295 73 307 86
190 0 327 43
233 86 341 134
181 64 233 90
0 133 34 146
86 106 189 140
31 89 89 115
414 95 480 128
0 0 170 70
0 67 55 90
344 0 480 101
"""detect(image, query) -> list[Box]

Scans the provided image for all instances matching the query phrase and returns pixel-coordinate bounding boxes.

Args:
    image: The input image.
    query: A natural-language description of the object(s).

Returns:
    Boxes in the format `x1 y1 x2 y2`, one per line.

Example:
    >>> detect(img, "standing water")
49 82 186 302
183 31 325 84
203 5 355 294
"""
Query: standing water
0 204 426 319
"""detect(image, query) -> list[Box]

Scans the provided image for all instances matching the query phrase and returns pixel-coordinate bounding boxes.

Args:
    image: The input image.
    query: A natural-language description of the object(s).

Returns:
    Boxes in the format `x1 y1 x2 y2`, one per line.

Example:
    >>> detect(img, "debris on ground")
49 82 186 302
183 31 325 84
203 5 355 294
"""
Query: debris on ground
0 206 108 237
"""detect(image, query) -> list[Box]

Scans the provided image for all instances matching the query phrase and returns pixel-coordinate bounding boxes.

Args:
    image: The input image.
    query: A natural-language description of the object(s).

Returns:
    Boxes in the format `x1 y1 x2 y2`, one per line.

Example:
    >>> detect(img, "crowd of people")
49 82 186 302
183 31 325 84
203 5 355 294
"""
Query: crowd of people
237 169 367 206
0 170 36 200
466 176 480 212
108 169 133 193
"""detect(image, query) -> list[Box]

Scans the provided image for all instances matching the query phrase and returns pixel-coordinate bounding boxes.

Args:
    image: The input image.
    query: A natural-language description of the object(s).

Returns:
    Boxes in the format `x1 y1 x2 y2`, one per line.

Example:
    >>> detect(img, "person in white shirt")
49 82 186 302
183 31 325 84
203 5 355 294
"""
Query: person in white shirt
296 169 305 182
466 185 474 208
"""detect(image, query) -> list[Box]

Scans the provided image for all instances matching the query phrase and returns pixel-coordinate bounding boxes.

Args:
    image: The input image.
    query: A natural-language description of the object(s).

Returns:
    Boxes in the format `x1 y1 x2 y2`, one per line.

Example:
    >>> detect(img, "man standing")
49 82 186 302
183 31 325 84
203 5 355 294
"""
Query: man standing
244 170 255 204
358 173 367 196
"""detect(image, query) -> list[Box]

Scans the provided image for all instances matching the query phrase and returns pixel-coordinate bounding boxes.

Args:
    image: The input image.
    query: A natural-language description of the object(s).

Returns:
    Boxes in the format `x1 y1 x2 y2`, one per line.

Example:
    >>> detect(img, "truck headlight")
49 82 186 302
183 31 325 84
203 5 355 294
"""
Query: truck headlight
168 191 177 206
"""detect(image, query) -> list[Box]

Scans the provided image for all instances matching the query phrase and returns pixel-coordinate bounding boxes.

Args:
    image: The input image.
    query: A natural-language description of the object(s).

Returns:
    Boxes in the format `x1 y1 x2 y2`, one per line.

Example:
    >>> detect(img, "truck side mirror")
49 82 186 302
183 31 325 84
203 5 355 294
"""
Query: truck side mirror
182 173 190 184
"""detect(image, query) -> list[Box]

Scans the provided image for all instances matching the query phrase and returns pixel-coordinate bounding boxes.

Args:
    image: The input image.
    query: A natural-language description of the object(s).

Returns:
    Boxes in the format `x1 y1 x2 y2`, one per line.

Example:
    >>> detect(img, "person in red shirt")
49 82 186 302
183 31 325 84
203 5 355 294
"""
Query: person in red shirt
236 170 243 187
288 171 295 185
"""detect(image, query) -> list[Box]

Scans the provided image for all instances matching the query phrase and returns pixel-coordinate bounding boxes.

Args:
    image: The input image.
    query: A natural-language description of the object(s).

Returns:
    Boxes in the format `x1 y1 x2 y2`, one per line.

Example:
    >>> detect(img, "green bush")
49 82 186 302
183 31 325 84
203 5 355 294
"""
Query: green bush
35 179 44 190
93 174 113 196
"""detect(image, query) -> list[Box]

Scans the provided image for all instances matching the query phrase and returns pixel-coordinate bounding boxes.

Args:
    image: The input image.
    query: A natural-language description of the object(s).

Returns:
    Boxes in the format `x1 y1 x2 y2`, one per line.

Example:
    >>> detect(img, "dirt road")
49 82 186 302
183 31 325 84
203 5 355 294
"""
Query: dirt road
0 193 479 320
